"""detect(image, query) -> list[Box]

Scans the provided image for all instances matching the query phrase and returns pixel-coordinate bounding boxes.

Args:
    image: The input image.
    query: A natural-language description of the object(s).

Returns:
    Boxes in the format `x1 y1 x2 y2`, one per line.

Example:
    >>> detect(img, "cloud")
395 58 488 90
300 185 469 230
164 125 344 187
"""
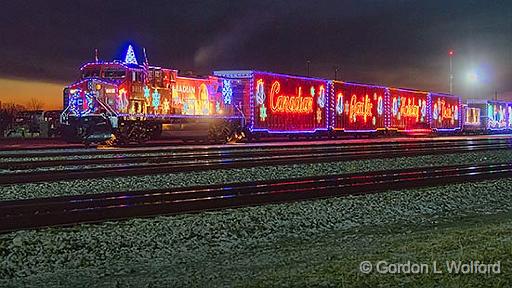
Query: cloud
194 10 274 67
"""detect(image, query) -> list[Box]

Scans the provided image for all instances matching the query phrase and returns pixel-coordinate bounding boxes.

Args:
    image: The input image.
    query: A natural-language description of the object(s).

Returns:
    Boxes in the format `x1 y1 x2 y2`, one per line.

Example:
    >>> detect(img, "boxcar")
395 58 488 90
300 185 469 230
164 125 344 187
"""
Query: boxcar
464 99 511 132
430 93 462 132
214 70 330 135
388 88 430 132
331 81 387 132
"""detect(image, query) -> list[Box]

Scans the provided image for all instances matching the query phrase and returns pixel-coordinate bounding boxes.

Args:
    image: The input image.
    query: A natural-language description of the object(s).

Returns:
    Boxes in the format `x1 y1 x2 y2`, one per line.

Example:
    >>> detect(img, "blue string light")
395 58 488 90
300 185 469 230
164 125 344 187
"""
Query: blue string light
222 79 233 105
336 93 343 115
143 86 150 99
377 96 384 116
69 90 95 117
152 89 160 109
317 86 326 108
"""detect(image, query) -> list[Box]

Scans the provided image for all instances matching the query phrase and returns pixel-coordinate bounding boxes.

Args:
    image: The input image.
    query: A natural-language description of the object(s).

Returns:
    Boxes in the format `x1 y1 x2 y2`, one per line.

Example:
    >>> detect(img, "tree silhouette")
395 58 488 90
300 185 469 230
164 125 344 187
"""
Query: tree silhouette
27 98 43 111
0 103 26 137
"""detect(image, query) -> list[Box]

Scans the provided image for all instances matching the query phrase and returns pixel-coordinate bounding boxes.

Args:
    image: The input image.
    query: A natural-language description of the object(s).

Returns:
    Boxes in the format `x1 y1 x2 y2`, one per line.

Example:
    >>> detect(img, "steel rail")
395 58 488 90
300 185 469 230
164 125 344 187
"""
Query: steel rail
1 139 509 170
0 142 510 185
1 162 511 233
1 137 510 159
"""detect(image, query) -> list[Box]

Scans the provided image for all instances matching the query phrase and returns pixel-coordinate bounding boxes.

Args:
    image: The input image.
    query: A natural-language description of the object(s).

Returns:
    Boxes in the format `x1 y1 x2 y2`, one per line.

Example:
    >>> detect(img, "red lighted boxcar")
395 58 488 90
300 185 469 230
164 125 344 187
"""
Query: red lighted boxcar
389 88 430 132
332 81 387 131
215 71 329 133
430 93 461 131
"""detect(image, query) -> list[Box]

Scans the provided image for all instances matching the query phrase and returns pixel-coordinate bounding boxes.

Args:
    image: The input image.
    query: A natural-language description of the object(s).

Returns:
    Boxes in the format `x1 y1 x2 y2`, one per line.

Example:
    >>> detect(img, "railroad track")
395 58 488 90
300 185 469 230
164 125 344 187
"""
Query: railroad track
1 137 511 159
1 162 511 233
1 139 506 169
1 139 511 185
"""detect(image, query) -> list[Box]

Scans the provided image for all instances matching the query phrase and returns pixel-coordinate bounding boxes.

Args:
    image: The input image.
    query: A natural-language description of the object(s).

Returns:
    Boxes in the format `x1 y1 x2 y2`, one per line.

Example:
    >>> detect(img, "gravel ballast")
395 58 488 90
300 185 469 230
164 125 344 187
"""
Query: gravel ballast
1 178 512 286
1 150 512 201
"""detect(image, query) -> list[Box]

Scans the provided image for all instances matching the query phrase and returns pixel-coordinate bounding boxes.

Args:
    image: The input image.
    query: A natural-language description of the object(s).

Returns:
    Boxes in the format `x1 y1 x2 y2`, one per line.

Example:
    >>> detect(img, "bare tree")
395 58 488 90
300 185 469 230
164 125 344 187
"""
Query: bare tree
27 98 43 111
0 103 26 137
1 102 26 115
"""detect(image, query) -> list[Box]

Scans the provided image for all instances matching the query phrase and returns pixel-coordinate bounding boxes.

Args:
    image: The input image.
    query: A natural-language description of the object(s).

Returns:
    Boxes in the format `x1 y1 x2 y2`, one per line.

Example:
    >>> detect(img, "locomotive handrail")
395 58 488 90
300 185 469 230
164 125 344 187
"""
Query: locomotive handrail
95 94 118 118
59 103 71 125
234 101 246 127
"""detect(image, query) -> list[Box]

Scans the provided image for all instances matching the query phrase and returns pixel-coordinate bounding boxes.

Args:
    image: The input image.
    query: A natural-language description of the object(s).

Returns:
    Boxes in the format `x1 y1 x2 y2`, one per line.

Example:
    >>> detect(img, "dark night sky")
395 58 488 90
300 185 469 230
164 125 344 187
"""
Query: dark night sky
1 0 512 107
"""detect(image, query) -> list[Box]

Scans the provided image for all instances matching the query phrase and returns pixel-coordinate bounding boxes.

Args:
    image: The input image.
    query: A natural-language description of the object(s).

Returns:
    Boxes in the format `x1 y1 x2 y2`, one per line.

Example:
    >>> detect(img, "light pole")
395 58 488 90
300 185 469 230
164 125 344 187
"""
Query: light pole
306 60 311 77
449 50 454 94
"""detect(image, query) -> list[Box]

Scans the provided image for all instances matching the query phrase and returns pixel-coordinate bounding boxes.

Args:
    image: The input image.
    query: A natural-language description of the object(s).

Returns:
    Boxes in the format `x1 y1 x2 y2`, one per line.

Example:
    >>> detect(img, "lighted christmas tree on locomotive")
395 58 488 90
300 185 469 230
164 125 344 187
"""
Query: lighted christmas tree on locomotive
60 45 512 144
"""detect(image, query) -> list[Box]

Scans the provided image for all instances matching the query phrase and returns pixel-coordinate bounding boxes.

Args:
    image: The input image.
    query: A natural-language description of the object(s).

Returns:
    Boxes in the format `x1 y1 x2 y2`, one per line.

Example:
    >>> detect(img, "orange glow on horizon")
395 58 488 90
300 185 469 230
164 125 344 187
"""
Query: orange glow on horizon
0 78 65 110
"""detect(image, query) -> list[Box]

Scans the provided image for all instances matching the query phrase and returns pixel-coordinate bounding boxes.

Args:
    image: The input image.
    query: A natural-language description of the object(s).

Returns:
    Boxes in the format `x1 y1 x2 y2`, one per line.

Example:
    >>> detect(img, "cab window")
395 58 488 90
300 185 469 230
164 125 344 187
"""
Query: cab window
82 69 101 78
103 69 126 78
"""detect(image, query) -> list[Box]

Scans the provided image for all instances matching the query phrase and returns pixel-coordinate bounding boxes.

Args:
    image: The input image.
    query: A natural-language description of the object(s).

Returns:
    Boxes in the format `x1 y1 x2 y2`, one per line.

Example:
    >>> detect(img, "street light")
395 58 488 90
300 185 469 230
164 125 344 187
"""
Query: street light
465 69 482 99
466 70 479 84
448 50 454 94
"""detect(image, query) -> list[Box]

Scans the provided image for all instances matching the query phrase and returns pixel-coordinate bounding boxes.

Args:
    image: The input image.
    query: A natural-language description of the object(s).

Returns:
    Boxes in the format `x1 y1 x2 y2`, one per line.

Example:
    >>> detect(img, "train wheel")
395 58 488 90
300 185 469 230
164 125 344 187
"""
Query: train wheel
137 125 152 144
127 123 151 144
113 122 150 145
208 120 229 144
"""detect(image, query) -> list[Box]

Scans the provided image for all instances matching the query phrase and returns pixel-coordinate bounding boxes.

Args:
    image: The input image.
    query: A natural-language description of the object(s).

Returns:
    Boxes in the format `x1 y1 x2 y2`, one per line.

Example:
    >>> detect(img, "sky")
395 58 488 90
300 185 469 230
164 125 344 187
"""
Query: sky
1 0 511 109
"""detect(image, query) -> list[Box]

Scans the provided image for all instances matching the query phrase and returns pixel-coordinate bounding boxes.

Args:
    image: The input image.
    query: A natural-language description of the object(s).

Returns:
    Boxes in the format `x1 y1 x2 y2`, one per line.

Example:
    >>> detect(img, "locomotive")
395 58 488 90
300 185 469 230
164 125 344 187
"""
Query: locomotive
60 45 512 144
61 45 243 144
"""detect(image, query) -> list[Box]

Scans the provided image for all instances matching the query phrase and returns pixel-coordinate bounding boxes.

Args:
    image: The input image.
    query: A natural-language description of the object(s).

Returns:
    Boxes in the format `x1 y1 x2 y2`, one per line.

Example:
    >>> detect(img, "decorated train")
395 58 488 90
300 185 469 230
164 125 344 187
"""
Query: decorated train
61 45 512 144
